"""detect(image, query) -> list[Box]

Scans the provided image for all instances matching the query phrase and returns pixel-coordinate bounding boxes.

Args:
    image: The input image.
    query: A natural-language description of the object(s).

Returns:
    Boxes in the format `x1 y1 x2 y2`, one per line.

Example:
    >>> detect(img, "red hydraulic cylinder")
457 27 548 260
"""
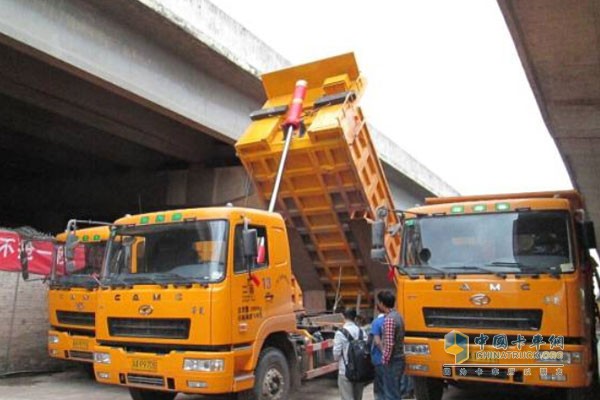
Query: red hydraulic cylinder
283 80 308 129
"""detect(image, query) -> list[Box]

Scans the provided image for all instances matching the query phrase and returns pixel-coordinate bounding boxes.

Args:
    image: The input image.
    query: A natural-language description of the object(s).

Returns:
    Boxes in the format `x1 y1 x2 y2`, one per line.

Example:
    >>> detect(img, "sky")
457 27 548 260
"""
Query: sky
211 0 572 196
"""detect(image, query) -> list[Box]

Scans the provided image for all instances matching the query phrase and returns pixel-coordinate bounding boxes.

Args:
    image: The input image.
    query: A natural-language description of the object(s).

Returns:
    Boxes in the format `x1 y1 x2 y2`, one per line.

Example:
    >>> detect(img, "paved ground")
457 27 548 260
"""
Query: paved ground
0 368 569 400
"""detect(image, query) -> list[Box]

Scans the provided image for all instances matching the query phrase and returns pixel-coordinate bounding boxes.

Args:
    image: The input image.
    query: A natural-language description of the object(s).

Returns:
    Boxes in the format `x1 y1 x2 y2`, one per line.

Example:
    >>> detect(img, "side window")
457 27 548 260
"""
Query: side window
234 225 269 274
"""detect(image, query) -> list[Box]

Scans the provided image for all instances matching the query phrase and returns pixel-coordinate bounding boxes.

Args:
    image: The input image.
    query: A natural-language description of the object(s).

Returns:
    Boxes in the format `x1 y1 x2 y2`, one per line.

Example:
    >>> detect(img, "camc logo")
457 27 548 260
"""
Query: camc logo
444 330 469 364
138 304 154 316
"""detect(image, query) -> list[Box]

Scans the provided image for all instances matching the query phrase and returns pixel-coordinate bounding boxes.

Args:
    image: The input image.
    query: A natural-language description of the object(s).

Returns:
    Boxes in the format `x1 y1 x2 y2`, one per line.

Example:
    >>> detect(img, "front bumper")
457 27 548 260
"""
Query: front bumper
404 337 591 388
93 345 251 395
48 330 96 363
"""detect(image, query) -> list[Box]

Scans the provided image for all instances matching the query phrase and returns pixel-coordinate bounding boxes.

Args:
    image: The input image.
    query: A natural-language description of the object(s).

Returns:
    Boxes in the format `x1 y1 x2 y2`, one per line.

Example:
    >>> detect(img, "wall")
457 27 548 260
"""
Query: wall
0 272 65 374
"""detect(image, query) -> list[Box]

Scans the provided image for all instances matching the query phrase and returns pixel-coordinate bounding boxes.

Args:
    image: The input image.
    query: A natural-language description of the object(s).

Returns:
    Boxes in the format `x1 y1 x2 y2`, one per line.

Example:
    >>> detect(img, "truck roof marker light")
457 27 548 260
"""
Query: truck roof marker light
172 213 183 222
472 204 487 212
495 202 511 211
140 216 150 224
93 234 101 241
155 215 165 223
450 206 464 214
82 235 89 242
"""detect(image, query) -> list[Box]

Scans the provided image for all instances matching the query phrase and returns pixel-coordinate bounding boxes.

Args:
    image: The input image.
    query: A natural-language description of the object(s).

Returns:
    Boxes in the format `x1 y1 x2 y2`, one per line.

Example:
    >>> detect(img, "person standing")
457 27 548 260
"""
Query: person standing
333 308 366 400
378 290 406 400
370 311 385 400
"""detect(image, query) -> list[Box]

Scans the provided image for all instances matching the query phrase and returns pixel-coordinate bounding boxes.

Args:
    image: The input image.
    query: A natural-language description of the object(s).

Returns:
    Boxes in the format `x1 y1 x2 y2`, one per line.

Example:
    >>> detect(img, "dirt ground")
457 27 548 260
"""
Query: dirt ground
0 367 572 400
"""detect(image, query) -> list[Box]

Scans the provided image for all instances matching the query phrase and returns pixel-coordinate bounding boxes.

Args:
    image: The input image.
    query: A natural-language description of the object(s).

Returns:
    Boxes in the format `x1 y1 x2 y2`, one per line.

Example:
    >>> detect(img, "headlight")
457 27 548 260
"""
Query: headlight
94 352 111 364
183 358 224 372
404 344 430 355
48 335 59 344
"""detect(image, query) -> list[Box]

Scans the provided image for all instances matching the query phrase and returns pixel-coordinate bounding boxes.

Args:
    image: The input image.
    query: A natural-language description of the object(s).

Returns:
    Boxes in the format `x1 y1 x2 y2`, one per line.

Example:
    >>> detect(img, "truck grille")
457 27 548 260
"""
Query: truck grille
108 318 190 339
56 311 95 327
423 308 542 331
127 374 164 387
68 350 94 361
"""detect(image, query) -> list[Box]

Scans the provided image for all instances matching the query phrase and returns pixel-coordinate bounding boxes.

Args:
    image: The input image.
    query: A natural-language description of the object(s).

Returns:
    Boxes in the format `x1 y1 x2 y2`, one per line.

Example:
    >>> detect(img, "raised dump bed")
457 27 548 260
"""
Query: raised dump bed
236 53 400 306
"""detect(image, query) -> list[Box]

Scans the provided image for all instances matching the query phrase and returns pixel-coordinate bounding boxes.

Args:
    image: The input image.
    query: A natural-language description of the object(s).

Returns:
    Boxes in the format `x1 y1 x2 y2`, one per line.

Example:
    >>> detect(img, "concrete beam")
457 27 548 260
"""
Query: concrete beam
0 0 260 144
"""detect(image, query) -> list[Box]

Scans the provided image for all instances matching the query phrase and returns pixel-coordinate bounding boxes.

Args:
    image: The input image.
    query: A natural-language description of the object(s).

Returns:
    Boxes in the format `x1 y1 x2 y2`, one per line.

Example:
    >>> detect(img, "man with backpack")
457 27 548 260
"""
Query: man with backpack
333 308 371 400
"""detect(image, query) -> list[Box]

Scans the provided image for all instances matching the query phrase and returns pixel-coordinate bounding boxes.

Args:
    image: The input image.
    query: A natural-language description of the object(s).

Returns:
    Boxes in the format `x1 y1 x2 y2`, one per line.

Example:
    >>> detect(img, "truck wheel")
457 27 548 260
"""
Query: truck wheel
252 347 290 400
82 363 95 379
128 388 177 400
414 377 444 400
564 387 590 400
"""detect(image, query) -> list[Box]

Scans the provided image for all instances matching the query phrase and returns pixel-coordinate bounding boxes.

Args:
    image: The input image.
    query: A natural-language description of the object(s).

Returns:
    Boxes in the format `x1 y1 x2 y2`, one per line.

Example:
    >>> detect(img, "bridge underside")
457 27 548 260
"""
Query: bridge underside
0 39 241 231
499 0 600 239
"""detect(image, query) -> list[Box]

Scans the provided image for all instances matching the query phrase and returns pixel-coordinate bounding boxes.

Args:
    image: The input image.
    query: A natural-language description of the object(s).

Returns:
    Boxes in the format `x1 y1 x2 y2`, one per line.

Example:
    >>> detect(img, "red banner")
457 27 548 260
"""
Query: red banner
0 230 95 276
0 231 21 272
24 240 56 275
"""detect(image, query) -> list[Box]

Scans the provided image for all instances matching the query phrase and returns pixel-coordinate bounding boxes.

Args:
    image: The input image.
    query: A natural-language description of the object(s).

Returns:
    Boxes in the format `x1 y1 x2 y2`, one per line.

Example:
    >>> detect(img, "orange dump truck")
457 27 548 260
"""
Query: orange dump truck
376 191 599 400
48 225 110 371
92 53 399 400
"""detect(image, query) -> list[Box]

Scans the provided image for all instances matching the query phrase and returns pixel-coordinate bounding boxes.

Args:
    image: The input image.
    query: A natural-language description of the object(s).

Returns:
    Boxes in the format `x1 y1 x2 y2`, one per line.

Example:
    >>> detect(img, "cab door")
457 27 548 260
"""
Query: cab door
230 223 269 344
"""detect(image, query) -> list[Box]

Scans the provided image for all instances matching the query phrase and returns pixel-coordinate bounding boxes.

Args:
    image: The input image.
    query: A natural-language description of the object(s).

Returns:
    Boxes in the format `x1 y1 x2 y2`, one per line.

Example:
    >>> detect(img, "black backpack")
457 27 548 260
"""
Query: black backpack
341 327 375 383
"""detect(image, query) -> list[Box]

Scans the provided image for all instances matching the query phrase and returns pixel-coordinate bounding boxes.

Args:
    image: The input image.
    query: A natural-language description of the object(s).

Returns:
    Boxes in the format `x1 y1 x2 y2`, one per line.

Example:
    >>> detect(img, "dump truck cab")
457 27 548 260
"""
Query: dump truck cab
48 226 110 367
395 191 599 400
94 207 300 399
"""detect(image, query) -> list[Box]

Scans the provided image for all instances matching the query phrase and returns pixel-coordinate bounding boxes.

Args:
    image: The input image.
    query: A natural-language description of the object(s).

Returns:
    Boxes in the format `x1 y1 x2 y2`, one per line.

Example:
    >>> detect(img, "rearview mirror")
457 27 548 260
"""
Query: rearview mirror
371 219 386 262
20 242 29 281
371 220 385 249
243 228 258 260
65 232 79 261
580 221 597 250
371 248 386 262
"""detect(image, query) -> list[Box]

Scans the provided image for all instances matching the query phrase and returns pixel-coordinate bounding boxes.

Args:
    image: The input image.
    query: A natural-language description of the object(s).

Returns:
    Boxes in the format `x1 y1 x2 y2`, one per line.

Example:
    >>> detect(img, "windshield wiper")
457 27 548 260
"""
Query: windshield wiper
52 275 99 289
152 272 211 286
102 275 133 288
400 265 453 279
487 262 560 279
446 265 509 278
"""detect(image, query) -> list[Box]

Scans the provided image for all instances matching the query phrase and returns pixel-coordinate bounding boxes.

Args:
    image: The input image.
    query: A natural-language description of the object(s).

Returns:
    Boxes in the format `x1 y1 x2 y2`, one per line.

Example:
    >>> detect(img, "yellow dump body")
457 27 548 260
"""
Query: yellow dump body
236 53 400 305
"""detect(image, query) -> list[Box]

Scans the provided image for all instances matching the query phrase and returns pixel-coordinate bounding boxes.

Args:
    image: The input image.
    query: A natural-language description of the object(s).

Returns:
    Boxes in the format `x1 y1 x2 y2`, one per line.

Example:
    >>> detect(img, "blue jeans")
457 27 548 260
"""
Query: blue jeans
373 364 385 400
401 374 414 396
382 356 405 400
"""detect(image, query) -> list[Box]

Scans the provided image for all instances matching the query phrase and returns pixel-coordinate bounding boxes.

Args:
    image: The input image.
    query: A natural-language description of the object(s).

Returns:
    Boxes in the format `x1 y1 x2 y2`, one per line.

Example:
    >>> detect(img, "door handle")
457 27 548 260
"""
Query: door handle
265 293 274 301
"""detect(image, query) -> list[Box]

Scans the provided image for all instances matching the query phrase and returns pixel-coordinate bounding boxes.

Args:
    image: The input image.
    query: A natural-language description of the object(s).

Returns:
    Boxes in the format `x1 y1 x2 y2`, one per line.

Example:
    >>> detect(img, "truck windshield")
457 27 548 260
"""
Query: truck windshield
102 220 229 285
402 211 573 275
51 243 106 288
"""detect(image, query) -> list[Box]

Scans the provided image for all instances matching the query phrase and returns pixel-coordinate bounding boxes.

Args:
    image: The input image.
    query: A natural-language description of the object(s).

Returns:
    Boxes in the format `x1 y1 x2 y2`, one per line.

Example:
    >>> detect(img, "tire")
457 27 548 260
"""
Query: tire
82 363 95 379
250 347 290 400
414 377 444 400
564 387 591 400
128 388 177 400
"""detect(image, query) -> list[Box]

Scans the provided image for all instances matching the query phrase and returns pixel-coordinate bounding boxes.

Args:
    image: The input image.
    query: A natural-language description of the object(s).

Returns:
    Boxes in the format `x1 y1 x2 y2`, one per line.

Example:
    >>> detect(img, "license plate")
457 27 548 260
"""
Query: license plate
72 339 89 350
131 358 158 372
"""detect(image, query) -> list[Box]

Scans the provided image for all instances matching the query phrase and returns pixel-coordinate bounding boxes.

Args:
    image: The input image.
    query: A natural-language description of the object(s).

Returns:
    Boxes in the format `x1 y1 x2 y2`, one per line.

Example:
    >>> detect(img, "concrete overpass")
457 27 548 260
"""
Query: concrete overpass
0 0 456 233
0 0 456 373
498 0 600 239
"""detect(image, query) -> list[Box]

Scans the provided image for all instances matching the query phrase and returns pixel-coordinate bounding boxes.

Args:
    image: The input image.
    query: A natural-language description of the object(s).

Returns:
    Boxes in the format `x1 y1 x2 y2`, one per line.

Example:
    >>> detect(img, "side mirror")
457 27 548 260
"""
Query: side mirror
20 242 29 281
65 232 79 261
243 228 258 261
371 220 385 248
580 221 597 250
371 220 386 262
371 247 386 262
